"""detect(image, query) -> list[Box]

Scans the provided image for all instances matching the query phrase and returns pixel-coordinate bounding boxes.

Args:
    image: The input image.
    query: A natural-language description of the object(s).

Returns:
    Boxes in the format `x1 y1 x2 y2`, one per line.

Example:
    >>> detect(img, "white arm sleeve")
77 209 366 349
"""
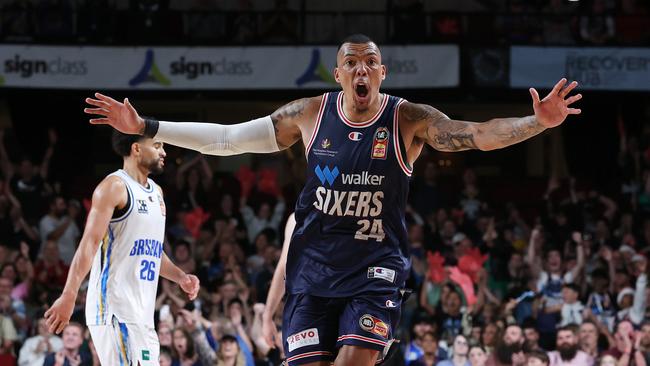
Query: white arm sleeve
155 116 280 156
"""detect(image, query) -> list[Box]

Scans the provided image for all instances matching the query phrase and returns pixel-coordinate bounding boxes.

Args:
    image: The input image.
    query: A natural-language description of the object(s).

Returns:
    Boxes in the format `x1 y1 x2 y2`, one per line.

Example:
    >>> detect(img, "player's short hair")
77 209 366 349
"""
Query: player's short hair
338 34 376 51
112 129 146 157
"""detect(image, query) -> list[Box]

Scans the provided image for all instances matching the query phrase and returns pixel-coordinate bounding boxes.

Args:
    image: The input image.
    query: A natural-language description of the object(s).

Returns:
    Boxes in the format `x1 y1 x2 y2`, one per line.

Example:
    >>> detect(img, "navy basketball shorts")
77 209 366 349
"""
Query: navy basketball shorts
282 290 402 365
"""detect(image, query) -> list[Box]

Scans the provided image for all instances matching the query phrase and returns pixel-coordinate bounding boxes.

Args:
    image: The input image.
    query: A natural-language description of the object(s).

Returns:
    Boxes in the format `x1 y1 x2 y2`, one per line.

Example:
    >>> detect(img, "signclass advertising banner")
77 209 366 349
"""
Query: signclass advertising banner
0 45 459 90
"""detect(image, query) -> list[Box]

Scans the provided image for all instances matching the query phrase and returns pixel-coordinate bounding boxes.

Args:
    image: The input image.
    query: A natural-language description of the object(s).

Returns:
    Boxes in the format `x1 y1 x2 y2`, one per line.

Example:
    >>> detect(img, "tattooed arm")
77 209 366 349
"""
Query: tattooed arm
405 78 582 152
270 97 320 149
404 103 546 152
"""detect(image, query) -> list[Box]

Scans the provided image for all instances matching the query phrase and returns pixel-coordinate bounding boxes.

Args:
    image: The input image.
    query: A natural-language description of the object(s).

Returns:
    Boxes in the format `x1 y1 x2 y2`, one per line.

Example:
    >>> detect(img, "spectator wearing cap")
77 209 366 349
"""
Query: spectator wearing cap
616 255 647 326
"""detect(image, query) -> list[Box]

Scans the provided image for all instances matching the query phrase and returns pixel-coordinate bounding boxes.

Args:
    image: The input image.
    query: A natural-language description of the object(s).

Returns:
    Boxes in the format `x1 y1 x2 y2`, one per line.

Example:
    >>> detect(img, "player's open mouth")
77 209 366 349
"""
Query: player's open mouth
355 83 369 99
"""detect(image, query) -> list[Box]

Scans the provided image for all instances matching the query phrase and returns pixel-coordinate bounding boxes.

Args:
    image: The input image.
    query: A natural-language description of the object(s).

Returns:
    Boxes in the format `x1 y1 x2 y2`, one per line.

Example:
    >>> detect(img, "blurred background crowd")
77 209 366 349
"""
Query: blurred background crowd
0 0 650 366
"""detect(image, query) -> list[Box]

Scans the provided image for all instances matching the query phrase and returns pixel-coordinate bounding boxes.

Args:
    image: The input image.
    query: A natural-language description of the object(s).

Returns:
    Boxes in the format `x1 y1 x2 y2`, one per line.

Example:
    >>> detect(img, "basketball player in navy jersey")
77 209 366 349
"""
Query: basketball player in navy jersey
84 34 582 366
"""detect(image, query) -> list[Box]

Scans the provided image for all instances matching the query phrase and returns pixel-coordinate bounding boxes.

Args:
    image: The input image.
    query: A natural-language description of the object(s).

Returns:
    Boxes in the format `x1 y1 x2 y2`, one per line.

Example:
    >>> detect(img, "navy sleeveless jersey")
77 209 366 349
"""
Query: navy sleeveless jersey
287 91 412 297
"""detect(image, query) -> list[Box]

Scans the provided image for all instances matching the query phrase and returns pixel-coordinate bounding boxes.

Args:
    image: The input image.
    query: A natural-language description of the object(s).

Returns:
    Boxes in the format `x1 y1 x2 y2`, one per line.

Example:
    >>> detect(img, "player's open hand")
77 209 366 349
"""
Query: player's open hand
84 93 145 135
180 274 200 300
529 78 582 128
44 292 76 334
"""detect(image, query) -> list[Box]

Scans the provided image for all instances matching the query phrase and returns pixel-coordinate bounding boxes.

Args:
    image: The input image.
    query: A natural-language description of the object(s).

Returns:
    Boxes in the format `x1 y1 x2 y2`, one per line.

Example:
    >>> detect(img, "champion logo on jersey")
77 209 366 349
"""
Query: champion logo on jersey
137 199 148 214
348 132 363 141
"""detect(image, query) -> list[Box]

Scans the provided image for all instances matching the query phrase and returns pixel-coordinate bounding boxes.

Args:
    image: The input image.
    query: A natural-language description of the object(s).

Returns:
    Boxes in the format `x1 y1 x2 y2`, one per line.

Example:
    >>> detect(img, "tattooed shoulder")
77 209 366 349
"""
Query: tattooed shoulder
271 97 318 125
399 102 441 124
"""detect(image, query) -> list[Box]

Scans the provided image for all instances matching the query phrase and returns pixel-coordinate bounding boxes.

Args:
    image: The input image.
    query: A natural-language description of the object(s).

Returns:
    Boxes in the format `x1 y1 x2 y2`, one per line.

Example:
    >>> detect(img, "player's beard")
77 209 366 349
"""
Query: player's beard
558 343 578 361
147 158 164 175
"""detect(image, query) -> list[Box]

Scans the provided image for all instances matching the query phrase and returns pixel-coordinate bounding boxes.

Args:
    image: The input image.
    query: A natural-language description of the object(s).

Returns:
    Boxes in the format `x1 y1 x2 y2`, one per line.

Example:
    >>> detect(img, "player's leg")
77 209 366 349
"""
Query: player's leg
335 345 379 365
283 293 341 366
335 290 402 366
88 321 125 365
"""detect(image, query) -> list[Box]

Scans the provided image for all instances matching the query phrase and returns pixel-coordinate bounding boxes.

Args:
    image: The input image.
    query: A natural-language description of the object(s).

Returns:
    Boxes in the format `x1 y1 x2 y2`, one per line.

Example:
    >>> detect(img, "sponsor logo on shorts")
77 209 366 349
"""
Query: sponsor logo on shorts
287 328 320 352
367 267 396 283
142 349 150 361
359 314 390 339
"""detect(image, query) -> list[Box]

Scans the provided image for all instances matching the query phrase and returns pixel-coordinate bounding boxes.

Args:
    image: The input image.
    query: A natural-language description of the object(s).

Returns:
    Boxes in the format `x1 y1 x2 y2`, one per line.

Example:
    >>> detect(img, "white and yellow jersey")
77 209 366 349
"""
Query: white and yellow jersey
86 169 166 328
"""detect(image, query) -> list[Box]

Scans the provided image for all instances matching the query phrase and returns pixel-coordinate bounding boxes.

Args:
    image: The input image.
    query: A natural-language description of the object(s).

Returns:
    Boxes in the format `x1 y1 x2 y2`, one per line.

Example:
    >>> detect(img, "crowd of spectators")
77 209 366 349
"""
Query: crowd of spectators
0 112 648 366
0 0 649 45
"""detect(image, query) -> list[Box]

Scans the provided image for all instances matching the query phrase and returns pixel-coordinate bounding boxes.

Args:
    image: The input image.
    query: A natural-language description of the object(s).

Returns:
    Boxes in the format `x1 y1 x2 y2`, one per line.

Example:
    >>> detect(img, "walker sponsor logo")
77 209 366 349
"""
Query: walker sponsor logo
296 48 337 87
511 47 650 91
287 328 320 352
129 49 171 87
314 165 339 186
3 54 87 78
341 171 385 186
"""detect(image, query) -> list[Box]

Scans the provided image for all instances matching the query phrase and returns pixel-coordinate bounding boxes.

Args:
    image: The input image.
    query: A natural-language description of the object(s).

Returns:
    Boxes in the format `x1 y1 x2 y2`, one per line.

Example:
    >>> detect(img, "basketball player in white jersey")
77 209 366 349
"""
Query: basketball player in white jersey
45 130 200 365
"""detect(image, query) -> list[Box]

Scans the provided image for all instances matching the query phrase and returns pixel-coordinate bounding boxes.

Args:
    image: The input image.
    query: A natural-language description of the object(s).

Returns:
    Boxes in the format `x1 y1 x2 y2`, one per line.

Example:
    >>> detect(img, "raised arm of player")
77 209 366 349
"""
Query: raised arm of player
262 213 296 348
402 78 582 152
84 93 321 154
44 176 127 334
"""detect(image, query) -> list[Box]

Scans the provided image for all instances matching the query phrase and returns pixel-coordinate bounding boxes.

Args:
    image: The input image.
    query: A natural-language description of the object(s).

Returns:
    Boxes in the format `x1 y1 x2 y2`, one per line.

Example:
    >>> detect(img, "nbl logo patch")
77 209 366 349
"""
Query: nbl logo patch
359 314 390 339
371 127 389 160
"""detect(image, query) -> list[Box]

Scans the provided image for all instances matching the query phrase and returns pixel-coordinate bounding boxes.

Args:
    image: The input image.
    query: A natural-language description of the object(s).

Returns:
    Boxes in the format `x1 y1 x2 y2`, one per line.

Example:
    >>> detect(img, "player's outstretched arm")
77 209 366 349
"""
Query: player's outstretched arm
44 176 127 334
84 93 320 155
406 78 582 152
160 252 200 301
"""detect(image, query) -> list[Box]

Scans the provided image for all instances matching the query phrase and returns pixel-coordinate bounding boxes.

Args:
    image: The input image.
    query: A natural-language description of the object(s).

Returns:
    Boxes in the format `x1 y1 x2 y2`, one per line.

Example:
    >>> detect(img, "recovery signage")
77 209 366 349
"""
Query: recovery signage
510 46 650 91
0 45 458 89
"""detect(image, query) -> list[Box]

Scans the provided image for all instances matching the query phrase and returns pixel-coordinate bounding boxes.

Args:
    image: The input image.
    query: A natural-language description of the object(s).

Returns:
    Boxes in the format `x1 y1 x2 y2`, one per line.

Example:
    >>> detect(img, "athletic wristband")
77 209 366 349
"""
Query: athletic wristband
143 118 159 138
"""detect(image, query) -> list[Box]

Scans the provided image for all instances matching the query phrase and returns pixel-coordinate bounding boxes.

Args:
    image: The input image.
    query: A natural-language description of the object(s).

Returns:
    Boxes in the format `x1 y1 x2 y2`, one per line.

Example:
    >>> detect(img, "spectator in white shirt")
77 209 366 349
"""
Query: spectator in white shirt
18 318 62 366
